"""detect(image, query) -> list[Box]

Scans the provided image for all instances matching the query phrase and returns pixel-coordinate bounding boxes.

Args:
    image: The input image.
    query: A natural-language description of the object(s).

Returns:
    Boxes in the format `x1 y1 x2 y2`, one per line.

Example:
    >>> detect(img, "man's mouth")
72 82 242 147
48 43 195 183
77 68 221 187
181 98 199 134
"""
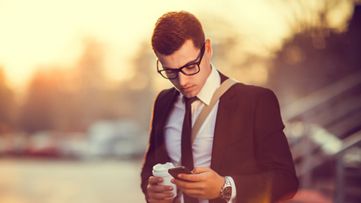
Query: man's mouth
181 85 194 92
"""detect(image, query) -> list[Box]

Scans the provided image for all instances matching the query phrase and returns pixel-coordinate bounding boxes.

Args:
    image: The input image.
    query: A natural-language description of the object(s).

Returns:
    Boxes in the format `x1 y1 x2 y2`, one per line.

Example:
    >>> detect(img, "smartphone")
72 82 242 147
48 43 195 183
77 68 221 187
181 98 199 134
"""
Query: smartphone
168 166 192 179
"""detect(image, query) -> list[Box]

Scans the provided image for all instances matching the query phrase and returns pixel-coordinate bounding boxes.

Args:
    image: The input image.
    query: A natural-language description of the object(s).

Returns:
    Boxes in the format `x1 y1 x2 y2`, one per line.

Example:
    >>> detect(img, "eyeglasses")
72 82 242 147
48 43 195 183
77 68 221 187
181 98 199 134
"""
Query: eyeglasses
157 43 205 80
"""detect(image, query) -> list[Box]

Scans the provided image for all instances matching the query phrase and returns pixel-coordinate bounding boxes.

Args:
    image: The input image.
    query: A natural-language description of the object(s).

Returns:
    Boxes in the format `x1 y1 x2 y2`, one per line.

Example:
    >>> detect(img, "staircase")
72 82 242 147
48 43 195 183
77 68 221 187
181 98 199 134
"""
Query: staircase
282 71 361 203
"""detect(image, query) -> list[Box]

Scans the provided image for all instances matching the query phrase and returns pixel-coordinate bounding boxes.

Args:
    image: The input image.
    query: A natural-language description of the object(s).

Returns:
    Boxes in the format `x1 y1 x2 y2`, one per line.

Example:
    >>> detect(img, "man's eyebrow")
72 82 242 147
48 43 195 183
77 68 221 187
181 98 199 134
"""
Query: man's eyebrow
181 58 199 67
162 58 198 70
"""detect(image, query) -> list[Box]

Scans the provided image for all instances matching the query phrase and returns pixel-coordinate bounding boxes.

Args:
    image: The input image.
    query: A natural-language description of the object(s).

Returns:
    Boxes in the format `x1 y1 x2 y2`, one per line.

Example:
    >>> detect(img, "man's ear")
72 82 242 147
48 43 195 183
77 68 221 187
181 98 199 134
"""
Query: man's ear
205 38 212 58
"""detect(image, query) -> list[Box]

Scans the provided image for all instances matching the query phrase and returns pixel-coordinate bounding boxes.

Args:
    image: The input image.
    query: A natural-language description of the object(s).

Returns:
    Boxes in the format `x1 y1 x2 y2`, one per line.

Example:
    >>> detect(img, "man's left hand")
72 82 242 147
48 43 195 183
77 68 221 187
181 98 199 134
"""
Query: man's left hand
171 167 225 200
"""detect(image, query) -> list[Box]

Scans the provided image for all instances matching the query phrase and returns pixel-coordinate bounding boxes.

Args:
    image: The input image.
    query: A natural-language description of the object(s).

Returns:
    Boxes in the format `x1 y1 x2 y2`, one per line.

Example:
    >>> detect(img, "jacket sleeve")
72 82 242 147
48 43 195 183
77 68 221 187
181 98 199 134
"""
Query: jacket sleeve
232 89 299 203
140 91 162 200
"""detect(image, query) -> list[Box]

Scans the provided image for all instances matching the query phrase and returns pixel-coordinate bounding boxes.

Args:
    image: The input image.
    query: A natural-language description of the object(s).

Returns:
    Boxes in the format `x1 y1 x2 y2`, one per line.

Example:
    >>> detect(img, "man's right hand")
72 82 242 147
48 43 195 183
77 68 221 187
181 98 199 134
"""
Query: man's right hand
147 176 175 203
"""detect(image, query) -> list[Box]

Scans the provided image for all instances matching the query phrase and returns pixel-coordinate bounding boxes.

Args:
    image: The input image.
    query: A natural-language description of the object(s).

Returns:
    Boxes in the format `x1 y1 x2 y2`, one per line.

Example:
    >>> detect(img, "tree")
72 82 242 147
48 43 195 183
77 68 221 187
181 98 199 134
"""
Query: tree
267 1 360 105
18 37 110 133
0 67 16 134
114 41 157 129
19 69 70 133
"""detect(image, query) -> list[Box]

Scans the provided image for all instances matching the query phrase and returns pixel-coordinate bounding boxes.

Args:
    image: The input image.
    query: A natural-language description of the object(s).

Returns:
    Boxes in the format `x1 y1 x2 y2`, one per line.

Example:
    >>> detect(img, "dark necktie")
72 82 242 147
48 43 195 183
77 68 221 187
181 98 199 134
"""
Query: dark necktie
181 96 198 203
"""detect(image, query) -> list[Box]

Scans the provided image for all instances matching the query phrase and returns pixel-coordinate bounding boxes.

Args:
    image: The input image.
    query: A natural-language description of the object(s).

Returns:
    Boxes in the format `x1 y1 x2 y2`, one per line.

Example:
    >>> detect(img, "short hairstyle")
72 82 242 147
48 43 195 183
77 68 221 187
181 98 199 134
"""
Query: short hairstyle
151 11 205 55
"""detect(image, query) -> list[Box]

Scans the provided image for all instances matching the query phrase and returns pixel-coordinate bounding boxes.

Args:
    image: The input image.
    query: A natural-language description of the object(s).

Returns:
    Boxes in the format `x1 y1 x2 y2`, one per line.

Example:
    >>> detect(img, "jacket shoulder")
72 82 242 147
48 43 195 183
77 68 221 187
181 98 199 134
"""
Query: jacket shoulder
156 87 177 101
153 87 178 109
230 82 277 100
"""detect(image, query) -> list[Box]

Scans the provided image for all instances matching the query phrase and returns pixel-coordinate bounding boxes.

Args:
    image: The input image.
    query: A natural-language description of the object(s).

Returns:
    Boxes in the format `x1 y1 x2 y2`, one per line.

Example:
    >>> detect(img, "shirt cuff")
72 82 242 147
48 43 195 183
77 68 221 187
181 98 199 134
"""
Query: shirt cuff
227 176 237 203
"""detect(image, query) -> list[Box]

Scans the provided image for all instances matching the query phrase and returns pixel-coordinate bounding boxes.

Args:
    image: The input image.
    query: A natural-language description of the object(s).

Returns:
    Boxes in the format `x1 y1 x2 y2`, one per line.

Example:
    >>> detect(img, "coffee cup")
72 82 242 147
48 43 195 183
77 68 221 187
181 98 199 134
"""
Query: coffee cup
152 162 177 197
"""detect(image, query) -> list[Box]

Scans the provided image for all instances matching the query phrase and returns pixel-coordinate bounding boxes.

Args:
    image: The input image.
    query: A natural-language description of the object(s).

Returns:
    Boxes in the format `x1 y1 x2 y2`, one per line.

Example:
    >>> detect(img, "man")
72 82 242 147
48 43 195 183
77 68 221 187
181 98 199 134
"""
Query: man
141 11 298 203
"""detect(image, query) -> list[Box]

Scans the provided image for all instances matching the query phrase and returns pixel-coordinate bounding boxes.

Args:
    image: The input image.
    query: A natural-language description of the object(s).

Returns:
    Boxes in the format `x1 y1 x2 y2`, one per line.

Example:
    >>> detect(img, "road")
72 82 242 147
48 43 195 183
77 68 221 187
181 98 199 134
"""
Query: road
0 159 145 203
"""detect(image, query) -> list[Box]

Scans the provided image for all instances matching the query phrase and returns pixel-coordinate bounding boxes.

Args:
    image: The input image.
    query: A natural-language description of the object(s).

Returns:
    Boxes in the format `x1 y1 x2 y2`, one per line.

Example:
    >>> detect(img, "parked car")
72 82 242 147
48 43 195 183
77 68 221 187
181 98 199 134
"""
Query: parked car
87 119 147 159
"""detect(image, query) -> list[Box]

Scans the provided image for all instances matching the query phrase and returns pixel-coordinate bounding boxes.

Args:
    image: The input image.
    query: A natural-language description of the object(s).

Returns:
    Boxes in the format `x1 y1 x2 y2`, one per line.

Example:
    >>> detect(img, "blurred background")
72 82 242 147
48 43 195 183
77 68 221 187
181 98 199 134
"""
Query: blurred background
0 0 360 202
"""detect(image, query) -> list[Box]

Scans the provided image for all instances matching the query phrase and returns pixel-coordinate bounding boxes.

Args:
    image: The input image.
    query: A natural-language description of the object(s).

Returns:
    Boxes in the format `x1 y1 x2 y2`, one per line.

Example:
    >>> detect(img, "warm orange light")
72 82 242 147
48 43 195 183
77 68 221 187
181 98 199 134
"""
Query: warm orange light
0 0 353 92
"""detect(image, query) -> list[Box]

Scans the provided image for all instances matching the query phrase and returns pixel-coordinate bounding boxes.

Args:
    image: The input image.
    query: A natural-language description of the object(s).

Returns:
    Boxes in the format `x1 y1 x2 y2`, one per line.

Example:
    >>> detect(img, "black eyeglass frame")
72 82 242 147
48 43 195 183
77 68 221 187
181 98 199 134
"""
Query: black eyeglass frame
156 43 206 80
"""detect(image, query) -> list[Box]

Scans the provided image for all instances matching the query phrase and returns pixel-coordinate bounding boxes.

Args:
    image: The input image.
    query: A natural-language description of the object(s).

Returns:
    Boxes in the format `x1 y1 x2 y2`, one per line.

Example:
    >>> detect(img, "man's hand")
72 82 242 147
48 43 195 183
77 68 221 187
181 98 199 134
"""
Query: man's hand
171 167 225 200
146 176 175 203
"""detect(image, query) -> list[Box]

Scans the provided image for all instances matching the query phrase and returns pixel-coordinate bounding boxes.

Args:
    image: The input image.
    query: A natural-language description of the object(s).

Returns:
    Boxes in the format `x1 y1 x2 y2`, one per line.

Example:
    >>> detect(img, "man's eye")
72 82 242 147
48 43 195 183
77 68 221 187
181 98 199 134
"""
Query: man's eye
165 69 176 74
185 65 196 70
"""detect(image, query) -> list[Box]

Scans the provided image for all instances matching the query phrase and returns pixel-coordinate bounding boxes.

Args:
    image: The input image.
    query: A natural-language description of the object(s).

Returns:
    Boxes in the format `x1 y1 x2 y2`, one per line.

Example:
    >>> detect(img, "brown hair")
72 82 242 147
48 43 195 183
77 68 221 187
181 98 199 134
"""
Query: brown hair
151 11 205 55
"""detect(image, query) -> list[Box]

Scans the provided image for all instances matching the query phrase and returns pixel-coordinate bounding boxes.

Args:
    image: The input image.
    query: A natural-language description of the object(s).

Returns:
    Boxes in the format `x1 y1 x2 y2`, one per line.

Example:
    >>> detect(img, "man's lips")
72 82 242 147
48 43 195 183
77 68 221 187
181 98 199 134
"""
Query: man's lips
181 85 195 92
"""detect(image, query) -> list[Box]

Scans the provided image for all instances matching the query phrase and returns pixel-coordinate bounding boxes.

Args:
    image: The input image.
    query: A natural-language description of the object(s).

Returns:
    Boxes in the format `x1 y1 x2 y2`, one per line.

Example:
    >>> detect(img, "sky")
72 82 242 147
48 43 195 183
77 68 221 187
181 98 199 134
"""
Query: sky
0 0 353 92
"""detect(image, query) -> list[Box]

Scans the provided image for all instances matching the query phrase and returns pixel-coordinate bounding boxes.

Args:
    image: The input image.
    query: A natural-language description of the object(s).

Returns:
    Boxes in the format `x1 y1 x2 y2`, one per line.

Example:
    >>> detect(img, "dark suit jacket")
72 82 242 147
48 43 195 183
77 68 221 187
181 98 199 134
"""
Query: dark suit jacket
141 73 299 203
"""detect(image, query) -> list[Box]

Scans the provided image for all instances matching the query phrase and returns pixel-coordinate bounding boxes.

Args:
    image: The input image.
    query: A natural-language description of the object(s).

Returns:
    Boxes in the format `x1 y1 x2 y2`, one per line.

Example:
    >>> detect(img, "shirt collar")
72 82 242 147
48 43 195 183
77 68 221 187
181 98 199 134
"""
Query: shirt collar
196 65 220 105
178 65 220 106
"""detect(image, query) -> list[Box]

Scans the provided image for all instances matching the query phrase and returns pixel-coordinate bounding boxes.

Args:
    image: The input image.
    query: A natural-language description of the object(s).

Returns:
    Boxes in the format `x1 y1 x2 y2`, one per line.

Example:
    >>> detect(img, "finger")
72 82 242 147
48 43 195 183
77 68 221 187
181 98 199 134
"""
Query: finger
149 176 163 185
148 184 174 193
148 191 175 200
178 173 204 182
172 179 204 190
149 191 174 200
149 197 173 203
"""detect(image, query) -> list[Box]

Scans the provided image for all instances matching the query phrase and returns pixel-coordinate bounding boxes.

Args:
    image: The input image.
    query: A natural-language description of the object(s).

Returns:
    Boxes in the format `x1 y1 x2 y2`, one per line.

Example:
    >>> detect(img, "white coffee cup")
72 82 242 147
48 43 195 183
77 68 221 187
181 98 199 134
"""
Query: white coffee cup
152 162 177 197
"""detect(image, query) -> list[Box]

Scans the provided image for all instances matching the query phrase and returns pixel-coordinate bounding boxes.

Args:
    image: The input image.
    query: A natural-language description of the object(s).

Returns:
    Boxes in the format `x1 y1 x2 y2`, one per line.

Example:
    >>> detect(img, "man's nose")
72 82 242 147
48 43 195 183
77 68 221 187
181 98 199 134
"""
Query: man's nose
178 72 188 87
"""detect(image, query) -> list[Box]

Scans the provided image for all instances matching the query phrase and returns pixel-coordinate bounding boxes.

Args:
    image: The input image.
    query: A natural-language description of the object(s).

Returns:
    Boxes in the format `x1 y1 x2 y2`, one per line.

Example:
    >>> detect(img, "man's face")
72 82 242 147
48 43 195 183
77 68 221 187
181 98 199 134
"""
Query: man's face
156 39 212 98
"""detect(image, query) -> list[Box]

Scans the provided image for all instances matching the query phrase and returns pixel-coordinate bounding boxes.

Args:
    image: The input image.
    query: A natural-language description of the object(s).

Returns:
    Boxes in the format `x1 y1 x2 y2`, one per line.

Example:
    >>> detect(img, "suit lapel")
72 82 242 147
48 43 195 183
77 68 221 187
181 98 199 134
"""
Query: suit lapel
155 88 179 162
158 88 179 131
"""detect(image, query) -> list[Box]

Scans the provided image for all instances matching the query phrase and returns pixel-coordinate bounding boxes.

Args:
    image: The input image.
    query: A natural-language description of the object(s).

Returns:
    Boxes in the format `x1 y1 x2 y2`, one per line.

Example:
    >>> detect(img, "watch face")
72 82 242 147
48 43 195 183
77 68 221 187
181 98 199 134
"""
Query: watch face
222 186 232 200
224 186 232 197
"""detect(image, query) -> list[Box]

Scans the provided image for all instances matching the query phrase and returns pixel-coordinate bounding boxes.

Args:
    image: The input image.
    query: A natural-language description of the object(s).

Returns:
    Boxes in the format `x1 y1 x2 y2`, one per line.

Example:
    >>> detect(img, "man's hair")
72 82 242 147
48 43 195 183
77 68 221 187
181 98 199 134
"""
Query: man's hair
151 11 205 55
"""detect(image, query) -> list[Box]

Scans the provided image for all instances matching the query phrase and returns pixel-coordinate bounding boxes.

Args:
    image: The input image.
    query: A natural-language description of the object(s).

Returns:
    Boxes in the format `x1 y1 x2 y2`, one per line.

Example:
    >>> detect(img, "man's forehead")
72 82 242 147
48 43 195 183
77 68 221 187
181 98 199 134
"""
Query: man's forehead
157 40 199 69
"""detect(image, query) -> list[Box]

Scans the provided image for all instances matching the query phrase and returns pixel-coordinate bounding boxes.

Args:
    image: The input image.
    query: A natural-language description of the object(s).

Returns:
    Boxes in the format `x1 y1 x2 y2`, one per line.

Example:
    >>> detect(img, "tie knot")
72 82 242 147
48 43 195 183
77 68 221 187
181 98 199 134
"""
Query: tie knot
184 96 197 105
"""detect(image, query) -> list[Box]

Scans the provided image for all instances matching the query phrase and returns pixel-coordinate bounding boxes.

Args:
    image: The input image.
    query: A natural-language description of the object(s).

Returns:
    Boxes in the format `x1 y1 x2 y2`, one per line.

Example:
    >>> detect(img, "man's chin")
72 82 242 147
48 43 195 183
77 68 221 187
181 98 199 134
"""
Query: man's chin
182 91 198 98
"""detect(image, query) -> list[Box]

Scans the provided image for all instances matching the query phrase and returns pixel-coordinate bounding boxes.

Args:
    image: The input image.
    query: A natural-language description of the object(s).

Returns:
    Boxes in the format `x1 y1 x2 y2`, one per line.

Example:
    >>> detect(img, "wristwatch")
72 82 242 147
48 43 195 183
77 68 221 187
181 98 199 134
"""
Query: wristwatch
220 176 232 202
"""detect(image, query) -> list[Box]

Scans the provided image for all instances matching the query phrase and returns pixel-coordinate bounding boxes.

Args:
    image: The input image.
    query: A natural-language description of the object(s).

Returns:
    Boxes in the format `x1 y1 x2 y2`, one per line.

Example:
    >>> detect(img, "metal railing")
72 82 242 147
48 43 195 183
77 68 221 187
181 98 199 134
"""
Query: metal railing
281 70 361 202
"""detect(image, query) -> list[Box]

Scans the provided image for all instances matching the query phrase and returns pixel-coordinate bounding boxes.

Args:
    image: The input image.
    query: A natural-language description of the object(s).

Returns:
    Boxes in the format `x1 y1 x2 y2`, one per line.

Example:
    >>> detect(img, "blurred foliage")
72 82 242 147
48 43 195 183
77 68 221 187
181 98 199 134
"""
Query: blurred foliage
268 2 361 105
201 14 271 85
1 0 360 135
15 39 157 134
0 68 16 133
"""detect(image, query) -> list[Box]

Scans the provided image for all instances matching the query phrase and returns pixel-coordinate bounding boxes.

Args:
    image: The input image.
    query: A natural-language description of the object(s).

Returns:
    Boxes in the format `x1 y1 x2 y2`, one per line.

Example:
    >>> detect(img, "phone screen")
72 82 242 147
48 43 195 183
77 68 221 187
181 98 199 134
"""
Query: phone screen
168 166 192 179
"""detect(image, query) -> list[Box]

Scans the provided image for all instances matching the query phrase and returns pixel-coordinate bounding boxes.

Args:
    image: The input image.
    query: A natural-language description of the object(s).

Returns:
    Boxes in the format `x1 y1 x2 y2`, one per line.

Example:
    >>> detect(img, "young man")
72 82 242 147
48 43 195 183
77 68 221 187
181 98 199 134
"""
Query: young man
141 11 298 203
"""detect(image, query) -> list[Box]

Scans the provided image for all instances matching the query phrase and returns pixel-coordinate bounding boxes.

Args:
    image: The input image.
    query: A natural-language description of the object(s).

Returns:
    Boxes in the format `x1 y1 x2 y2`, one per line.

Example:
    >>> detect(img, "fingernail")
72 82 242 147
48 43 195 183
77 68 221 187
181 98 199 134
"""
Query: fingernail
178 174 182 178
168 186 173 190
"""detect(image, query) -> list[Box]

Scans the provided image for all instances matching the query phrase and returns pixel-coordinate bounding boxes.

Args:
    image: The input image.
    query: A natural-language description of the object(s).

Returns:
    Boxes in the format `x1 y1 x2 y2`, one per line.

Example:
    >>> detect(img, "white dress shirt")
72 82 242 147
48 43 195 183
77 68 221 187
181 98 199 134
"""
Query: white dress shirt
164 66 237 203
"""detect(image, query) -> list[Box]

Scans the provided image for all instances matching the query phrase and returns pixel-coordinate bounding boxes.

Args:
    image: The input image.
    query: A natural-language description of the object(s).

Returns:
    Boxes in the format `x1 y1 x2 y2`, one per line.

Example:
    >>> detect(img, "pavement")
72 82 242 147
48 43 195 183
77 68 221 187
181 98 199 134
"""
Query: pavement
0 158 145 203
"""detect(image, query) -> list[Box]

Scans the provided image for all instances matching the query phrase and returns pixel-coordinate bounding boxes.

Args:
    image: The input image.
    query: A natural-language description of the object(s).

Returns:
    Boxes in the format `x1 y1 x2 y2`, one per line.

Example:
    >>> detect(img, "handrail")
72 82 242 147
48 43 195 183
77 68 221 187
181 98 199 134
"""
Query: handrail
283 71 361 121
337 130 361 155
297 129 361 176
